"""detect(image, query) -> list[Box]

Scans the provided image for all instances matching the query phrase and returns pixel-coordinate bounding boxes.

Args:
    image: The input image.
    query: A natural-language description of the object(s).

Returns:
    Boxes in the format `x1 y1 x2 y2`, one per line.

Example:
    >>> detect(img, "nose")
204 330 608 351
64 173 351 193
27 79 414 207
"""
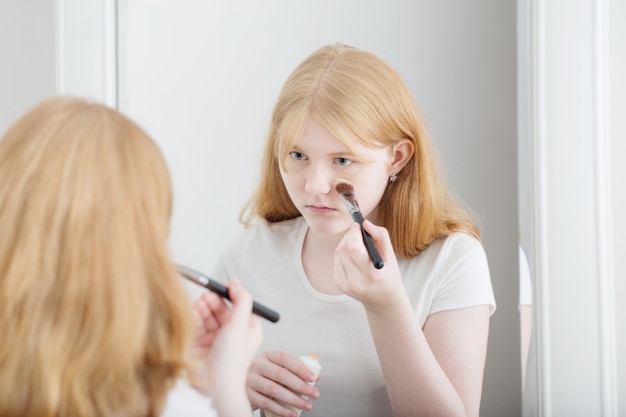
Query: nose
304 163 334 195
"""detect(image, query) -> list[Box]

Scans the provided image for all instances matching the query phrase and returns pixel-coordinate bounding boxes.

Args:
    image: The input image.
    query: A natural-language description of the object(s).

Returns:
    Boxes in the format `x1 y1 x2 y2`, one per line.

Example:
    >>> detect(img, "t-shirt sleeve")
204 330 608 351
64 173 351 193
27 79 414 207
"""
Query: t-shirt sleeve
211 251 231 283
211 231 247 283
430 238 496 316
519 245 533 306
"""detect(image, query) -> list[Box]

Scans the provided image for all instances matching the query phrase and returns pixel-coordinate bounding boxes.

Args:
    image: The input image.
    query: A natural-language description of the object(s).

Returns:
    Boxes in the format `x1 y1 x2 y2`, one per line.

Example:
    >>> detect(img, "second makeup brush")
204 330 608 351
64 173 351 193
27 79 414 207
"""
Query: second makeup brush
177 264 280 323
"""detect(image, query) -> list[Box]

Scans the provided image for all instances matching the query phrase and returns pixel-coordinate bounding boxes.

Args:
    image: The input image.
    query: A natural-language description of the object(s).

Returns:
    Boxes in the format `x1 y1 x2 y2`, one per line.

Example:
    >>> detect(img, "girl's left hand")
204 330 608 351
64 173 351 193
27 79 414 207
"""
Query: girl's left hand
333 220 406 315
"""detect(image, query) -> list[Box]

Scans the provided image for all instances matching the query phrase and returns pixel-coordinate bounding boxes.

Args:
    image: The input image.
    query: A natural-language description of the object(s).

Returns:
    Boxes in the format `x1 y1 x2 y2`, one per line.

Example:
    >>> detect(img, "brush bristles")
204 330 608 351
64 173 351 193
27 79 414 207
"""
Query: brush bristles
334 179 355 199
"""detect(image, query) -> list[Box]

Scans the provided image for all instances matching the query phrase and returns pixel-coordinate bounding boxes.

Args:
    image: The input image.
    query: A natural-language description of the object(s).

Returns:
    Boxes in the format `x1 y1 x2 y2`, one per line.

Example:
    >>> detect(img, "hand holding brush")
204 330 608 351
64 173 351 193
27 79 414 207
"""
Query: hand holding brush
335 179 385 269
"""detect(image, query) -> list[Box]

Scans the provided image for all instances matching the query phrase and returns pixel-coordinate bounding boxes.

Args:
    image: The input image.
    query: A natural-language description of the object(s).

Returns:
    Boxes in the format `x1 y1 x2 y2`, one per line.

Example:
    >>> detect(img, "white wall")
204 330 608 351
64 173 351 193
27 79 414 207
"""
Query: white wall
611 0 626 412
0 0 55 135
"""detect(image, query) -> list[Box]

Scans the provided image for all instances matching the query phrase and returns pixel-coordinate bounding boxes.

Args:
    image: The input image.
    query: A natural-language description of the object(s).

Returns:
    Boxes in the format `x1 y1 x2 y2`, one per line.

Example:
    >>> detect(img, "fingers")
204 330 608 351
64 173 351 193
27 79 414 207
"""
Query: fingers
195 278 255 327
362 220 393 260
361 219 387 244
336 223 370 268
336 220 395 270
228 279 263 348
248 389 302 417
334 221 406 310
226 279 254 323
193 292 229 347
247 351 319 414
193 278 261 350
264 351 319 386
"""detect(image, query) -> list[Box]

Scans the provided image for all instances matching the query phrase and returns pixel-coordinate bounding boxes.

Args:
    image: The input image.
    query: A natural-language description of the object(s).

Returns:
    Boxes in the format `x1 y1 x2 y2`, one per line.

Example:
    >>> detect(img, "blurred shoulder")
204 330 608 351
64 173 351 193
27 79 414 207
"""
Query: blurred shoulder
160 379 217 417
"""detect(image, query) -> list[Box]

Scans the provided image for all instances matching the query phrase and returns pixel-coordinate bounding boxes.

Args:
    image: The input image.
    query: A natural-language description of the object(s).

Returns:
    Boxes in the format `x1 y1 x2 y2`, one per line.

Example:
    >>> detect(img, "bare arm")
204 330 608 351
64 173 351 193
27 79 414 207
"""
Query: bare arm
364 300 489 417
335 222 490 417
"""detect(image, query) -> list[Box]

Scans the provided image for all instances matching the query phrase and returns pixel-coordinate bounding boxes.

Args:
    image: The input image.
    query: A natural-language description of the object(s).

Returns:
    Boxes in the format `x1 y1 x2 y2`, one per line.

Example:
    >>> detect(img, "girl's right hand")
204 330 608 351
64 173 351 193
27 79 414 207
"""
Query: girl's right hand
192 279 263 394
246 350 320 417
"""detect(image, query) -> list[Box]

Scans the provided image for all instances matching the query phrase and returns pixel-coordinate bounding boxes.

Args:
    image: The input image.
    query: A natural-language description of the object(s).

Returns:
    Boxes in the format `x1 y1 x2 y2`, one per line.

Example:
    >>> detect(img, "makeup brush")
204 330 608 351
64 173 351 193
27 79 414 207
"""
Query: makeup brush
335 179 385 269
177 264 280 323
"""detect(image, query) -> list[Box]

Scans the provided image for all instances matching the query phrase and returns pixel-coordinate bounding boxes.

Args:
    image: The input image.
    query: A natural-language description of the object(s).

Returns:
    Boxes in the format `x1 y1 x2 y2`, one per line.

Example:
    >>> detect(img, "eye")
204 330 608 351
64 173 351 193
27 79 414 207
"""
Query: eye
289 151 307 161
335 157 353 167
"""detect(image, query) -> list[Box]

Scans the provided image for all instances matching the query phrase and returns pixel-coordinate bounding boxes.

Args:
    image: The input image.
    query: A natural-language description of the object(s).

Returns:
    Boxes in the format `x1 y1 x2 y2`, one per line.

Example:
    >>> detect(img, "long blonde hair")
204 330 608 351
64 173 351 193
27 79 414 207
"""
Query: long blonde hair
241 44 479 257
0 97 193 416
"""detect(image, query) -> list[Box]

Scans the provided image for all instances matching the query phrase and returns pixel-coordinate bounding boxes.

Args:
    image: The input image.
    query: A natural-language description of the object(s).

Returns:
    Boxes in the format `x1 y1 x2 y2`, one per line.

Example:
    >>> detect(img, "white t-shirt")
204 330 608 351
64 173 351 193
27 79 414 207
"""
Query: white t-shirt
213 217 496 417
160 379 217 417
519 245 533 306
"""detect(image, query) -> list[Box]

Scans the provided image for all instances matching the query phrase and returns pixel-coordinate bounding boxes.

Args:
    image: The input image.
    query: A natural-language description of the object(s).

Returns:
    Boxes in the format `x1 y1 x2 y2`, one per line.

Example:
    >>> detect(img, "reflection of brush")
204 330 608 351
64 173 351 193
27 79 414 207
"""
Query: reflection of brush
177 264 280 323
335 179 384 269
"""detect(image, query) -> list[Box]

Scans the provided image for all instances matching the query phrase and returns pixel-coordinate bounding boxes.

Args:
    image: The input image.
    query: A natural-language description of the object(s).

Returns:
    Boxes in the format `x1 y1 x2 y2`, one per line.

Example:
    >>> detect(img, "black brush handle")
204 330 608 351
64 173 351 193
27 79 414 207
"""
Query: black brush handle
177 265 280 323
350 212 385 269
204 279 281 323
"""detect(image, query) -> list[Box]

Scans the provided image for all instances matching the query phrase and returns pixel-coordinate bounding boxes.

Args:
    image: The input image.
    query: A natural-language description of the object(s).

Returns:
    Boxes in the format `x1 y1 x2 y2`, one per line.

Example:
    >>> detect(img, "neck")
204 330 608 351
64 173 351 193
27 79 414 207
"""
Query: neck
304 227 345 253
301 227 346 294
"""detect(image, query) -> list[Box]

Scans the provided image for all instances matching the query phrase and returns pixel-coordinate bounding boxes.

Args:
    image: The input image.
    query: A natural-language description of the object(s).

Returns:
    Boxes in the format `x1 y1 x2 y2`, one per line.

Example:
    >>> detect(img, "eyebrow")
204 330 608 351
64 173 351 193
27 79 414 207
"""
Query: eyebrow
290 145 356 158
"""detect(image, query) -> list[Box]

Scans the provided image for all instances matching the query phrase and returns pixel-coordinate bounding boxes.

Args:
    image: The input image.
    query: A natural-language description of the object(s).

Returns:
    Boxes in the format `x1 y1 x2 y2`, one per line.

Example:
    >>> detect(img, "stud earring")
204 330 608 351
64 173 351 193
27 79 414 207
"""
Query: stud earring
388 172 397 183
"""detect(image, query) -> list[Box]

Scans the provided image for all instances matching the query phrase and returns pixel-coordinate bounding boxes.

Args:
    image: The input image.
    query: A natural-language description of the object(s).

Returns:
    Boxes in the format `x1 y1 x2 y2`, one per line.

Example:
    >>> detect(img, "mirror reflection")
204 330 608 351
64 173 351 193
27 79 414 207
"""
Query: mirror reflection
1 1 524 416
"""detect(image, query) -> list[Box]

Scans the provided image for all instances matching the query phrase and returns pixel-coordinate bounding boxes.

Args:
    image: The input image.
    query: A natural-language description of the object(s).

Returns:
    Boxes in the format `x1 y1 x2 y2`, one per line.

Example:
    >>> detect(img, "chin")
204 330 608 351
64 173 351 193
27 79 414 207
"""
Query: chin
303 215 350 236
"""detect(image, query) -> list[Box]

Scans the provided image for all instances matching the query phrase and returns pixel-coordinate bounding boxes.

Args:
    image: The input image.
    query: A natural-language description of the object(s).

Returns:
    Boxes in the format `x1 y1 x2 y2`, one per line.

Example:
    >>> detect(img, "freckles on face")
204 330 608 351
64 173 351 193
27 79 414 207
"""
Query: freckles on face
279 119 392 226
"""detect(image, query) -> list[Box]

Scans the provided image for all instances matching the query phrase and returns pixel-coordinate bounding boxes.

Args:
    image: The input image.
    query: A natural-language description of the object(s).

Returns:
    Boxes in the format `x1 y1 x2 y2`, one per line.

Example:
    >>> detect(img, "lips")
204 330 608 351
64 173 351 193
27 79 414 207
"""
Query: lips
305 204 337 213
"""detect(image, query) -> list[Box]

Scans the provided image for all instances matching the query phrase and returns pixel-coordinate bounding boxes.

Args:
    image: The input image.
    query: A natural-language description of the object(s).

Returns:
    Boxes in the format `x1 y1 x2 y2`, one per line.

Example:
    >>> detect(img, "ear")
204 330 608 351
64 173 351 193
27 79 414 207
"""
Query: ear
389 138 414 174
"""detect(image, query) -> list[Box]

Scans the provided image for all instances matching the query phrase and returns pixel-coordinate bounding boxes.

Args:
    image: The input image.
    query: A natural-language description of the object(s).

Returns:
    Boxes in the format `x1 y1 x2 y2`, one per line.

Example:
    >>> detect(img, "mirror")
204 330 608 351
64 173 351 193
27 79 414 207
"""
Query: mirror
1 1 524 415
120 3 522 414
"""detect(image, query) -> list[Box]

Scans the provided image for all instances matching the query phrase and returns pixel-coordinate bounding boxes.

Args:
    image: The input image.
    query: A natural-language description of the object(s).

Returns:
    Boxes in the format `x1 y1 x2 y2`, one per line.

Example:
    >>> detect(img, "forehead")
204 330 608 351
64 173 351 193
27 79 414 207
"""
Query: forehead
295 120 348 150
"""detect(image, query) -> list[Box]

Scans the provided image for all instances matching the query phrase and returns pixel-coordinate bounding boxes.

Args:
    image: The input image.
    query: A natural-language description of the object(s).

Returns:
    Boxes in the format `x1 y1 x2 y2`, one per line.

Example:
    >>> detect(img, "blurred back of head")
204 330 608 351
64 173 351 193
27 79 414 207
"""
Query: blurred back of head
0 96 192 417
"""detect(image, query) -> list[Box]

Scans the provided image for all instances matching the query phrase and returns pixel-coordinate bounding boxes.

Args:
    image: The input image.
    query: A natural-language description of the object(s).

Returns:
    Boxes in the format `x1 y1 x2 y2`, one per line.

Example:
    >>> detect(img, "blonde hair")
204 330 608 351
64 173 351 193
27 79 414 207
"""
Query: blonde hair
0 97 193 416
241 44 479 257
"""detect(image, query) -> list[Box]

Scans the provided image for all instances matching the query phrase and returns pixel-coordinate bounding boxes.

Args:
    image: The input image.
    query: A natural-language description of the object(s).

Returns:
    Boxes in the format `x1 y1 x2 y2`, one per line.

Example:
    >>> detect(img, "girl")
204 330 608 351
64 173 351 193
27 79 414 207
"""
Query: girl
213 44 496 417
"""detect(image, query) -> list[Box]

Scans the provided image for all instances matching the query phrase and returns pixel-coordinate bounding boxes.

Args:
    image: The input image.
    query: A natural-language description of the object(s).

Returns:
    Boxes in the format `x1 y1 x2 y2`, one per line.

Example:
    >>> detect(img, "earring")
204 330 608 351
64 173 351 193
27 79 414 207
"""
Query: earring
388 172 397 183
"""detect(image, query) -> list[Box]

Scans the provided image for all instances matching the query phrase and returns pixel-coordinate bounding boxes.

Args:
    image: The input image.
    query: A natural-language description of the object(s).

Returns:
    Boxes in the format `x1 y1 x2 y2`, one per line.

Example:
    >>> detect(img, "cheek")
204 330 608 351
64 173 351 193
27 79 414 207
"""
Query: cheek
351 168 389 212
279 169 300 197
359 181 387 206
